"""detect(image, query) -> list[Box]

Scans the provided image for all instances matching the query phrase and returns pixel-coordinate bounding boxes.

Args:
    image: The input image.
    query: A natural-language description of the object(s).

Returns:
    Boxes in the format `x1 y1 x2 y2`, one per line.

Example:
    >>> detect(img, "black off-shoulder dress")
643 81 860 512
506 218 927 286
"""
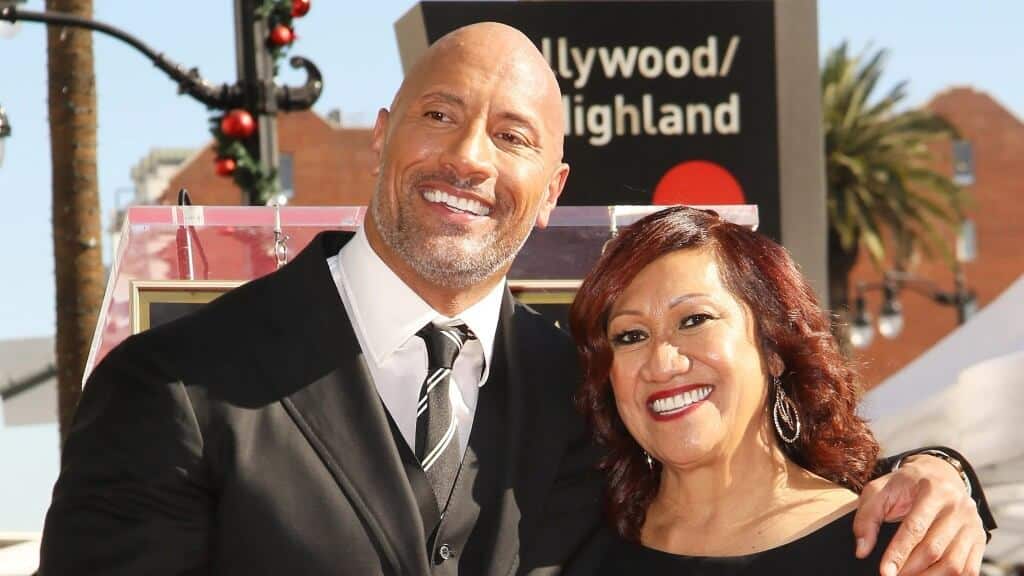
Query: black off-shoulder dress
597 511 900 576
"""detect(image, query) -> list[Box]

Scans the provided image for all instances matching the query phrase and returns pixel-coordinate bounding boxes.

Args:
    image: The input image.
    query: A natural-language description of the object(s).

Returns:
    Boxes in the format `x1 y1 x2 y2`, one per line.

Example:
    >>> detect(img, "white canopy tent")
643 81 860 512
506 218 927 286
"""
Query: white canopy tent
0 336 56 427
863 274 1024 565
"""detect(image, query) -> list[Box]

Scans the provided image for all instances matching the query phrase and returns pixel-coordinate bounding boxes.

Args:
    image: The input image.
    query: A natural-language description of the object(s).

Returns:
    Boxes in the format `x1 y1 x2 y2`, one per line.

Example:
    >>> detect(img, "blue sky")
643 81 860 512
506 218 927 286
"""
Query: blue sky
1 0 1022 532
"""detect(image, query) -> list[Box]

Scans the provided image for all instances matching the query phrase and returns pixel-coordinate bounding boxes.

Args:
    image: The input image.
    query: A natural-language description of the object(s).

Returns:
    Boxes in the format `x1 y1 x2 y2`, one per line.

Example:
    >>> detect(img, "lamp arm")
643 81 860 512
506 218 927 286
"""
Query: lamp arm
275 56 323 111
885 271 967 305
3 6 244 109
2 6 321 113
853 280 888 298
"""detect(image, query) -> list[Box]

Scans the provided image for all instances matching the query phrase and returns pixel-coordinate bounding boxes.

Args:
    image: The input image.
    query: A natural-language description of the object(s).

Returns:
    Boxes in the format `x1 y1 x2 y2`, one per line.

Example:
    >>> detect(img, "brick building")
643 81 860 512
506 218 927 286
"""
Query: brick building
157 110 376 206
849 87 1024 387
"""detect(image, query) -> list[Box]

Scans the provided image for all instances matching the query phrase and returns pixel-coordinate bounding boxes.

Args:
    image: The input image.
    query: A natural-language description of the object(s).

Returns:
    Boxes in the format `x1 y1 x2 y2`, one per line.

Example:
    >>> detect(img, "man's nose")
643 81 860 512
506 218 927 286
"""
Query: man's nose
642 341 691 382
440 121 497 183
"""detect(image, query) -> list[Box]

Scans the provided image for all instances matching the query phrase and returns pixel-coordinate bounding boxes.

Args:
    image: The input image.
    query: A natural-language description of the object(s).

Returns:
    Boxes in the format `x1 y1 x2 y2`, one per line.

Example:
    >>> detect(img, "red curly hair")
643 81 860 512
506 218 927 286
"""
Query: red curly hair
569 206 879 541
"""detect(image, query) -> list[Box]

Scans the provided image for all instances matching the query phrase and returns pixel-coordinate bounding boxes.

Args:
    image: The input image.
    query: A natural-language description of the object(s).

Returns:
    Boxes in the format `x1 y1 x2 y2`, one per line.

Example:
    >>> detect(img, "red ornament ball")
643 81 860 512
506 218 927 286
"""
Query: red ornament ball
291 0 311 17
215 157 237 177
268 24 295 47
220 109 256 139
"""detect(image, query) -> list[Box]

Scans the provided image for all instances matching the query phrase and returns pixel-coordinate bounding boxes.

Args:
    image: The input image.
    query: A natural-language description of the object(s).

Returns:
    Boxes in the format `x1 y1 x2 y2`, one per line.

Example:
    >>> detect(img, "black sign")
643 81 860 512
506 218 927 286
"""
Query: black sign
399 0 781 240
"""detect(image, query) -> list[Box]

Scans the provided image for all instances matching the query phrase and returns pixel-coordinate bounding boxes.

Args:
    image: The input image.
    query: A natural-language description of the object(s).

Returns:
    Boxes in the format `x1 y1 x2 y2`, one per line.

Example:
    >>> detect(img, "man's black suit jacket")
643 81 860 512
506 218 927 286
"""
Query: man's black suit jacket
40 231 605 575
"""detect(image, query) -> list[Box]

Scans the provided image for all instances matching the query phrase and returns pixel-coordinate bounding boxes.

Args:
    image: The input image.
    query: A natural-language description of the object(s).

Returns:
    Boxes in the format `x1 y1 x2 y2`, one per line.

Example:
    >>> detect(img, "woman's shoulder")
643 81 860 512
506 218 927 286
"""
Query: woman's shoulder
595 512 901 576
752 510 901 576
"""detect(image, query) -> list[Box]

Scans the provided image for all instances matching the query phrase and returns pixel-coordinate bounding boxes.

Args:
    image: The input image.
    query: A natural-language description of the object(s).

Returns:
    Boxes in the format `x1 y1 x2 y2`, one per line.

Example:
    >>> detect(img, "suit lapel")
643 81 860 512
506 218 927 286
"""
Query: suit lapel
508 292 573 514
280 334 432 575
268 232 431 576
479 290 574 575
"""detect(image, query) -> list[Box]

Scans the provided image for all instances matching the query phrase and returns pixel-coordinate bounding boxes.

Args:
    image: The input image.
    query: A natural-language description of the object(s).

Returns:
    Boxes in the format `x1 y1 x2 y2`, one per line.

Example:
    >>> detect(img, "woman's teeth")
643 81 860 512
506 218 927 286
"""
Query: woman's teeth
651 386 712 415
423 189 491 216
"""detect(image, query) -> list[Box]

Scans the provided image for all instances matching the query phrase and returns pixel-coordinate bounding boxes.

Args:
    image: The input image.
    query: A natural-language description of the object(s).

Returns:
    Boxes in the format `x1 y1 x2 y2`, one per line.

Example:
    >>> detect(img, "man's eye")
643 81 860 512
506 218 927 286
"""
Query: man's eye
680 313 714 329
424 111 449 122
497 132 526 146
611 330 647 346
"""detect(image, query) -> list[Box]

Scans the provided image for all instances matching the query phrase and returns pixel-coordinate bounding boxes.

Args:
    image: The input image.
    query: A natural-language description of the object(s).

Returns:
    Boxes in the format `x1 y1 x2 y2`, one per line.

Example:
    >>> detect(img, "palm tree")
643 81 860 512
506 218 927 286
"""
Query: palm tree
822 42 966 345
46 0 104 442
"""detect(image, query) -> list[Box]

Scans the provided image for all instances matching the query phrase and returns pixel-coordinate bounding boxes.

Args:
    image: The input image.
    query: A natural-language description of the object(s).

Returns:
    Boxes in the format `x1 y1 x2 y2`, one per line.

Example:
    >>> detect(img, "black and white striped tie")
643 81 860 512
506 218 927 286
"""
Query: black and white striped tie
415 322 475 511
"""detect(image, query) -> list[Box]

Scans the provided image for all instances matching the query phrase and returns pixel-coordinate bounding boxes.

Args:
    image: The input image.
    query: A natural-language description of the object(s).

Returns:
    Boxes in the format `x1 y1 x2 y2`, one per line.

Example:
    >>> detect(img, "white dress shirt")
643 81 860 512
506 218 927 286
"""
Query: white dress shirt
327 226 504 457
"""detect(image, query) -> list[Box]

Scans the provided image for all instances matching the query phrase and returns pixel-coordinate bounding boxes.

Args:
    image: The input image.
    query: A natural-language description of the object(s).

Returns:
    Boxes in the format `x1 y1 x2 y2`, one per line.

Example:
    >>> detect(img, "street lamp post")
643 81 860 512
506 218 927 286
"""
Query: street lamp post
235 0 279 196
848 138 977 350
0 2 322 204
849 268 978 349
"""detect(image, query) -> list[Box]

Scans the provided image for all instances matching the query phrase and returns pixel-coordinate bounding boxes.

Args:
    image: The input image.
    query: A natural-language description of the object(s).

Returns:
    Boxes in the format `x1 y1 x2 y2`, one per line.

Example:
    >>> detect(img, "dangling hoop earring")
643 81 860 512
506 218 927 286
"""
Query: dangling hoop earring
643 449 655 471
772 376 801 444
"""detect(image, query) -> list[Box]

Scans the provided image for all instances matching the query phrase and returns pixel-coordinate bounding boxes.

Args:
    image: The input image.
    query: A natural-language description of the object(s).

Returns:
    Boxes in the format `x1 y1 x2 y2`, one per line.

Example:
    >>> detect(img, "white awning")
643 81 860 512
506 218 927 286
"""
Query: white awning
0 532 40 576
864 274 1024 565
0 336 57 427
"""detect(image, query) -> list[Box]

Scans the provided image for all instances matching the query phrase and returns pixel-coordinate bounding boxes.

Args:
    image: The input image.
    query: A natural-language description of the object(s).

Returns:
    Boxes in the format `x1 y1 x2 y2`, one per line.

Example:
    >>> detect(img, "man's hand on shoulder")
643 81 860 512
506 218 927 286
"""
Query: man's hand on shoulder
852 453 985 576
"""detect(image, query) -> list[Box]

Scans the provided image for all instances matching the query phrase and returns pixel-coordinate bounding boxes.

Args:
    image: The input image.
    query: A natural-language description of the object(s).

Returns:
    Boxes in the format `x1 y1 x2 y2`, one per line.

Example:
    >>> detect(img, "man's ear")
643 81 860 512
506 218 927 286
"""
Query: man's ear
371 108 389 175
535 162 570 229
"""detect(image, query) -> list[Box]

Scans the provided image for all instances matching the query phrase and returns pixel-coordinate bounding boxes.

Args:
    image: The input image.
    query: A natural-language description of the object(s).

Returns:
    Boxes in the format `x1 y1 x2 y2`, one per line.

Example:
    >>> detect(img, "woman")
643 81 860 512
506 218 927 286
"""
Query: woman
569 206 898 574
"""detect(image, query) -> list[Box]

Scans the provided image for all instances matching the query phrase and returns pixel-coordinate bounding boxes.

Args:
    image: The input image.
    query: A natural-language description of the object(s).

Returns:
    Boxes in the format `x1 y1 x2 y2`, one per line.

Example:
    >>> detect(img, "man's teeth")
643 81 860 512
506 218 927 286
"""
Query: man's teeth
423 189 491 216
651 386 712 414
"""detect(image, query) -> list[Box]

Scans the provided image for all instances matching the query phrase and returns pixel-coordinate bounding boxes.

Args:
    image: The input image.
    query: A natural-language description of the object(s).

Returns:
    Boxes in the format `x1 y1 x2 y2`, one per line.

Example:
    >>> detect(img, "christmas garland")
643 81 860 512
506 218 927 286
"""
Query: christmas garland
209 0 311 204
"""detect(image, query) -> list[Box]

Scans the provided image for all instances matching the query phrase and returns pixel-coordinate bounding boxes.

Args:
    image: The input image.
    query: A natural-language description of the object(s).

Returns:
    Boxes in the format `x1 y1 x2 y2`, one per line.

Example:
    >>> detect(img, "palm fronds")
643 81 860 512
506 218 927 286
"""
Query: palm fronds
823 42 967 270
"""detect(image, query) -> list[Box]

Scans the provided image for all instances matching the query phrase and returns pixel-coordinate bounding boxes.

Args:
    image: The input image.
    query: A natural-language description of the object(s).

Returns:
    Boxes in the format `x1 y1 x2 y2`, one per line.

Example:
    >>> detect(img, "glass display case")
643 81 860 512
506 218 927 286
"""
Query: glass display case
85 204 758 381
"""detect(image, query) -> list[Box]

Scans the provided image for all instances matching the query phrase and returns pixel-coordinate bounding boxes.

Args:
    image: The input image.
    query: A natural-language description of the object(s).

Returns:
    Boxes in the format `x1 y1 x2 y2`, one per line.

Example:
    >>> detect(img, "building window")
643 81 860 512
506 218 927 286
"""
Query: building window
952 140 974 186
279 152 295 199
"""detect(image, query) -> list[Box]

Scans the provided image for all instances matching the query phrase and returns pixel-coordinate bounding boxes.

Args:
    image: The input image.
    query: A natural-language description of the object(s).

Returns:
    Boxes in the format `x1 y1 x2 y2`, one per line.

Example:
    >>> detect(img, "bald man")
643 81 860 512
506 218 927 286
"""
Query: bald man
40 22 593 576
40 22 989 576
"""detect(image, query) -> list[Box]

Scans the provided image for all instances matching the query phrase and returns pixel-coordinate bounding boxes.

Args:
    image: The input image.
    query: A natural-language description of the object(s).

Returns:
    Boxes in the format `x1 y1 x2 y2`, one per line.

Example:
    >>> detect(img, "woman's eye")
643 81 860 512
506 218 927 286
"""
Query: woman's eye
611 330 647 346
680 313 714 329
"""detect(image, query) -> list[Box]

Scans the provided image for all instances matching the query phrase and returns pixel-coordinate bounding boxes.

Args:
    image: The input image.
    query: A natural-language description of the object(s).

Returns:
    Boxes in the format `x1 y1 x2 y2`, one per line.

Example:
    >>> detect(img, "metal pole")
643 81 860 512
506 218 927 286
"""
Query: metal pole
234 0 279 205
953 268 974 325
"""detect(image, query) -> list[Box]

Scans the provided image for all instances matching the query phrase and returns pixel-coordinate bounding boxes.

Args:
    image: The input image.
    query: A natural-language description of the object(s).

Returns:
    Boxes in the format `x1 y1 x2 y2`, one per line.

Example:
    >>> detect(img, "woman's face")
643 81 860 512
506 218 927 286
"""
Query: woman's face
606 248 773 470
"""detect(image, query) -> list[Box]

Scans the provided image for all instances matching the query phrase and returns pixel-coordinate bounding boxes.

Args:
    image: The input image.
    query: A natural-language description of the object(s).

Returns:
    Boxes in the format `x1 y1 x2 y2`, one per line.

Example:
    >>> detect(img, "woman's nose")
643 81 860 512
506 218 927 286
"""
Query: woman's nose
643 341 691 382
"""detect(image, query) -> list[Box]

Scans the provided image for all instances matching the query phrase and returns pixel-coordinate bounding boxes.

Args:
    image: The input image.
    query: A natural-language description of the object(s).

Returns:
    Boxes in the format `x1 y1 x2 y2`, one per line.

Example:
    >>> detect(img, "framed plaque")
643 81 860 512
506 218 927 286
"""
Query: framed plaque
130 280 243 334
508 279 581 330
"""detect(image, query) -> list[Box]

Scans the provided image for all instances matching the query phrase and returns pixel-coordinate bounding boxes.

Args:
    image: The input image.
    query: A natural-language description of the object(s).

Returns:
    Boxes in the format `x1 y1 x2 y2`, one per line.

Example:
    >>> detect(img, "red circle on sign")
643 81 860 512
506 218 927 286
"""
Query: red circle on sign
652 160 745 205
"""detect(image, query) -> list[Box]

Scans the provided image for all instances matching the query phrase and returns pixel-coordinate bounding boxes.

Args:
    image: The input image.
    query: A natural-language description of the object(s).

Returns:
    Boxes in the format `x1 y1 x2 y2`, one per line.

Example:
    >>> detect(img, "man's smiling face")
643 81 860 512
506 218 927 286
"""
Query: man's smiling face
367 23 569 290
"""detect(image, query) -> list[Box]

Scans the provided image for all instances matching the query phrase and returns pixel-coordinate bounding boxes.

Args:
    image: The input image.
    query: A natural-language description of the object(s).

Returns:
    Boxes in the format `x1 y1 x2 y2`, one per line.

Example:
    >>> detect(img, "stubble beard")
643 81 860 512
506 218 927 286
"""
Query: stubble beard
370 181 538 290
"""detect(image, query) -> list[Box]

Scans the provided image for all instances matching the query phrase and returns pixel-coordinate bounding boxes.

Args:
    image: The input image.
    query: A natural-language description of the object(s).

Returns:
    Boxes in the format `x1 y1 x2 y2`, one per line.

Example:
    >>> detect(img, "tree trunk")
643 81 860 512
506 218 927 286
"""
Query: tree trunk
828 227 860 357
46 0 103 443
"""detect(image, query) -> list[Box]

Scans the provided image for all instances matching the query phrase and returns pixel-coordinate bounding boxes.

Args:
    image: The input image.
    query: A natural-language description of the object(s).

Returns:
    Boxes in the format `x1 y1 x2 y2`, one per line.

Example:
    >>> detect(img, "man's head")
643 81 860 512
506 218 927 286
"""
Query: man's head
366 22 569 299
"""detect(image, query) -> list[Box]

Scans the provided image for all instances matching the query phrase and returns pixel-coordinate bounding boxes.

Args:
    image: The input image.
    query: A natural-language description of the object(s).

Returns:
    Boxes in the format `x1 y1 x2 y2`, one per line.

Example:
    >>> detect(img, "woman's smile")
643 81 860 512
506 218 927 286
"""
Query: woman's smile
647 384 714 421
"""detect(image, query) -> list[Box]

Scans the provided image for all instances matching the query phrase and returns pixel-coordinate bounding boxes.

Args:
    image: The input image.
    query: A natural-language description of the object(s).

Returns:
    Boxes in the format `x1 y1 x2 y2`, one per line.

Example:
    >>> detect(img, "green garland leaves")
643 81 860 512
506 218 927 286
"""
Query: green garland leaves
256 0 298 74
209 115 279 204
209 0 298 204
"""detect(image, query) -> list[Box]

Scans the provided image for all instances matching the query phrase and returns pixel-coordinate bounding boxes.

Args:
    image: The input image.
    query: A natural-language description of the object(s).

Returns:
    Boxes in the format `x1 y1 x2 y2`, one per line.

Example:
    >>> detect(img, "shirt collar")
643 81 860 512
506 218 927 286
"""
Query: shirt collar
338 226 503 382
